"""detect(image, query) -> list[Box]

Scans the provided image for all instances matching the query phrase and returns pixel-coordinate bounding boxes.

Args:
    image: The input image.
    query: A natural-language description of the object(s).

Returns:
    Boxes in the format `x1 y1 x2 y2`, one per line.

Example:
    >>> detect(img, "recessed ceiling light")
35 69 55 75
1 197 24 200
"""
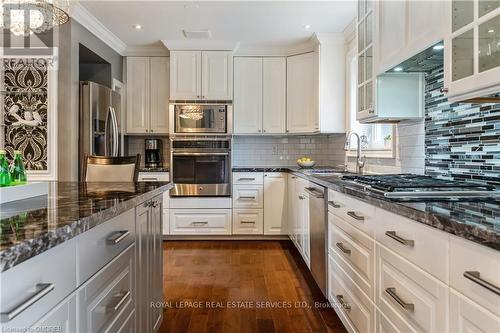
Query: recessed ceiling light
433 44 444 50
393 67 403 72
133 24 142 30
488 28 495 34
304 24 311 29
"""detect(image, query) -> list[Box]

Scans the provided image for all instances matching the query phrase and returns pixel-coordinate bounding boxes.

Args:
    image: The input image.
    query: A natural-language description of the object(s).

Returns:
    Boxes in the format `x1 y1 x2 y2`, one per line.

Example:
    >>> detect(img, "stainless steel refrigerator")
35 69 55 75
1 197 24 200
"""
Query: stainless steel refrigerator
79 81 123 179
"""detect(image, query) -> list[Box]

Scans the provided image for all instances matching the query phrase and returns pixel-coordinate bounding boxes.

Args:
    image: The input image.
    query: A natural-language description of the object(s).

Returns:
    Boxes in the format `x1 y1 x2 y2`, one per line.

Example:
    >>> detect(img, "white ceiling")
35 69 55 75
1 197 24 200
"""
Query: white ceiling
78 1 356 51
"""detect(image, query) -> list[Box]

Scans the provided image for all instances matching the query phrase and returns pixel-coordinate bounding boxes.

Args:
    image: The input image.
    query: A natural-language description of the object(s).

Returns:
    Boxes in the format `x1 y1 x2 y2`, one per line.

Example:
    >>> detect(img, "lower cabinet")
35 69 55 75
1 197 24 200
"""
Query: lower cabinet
449 289 500 333
31 294 77 333
170 209 232 235
288 174 310 267
233 209 263 234
263 172 287 235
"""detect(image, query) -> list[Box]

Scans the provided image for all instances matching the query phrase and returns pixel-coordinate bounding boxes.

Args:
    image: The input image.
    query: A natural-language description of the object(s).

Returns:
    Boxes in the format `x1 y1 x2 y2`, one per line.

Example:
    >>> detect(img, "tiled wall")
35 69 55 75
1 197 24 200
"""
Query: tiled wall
425 67 500 187
232 134 346 167
126 136 170 168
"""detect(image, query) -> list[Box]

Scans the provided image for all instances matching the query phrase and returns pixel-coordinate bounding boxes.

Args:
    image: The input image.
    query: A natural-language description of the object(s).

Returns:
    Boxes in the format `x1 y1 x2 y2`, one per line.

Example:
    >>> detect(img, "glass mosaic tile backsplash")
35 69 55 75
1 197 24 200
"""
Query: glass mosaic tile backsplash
425 66 500 187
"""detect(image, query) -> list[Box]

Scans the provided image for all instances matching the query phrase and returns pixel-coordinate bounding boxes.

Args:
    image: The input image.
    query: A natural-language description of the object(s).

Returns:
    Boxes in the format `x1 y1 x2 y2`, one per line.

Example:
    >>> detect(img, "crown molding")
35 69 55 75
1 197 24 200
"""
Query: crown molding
162 40 240 52
125 45 170 57
70 3 127 55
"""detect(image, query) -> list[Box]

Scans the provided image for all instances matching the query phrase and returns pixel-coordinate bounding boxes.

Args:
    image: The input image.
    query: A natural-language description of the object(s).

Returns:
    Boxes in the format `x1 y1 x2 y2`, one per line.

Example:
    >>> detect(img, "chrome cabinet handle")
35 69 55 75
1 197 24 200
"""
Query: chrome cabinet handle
463 271 500 296
151 201 160 208
385 231 414 247
141 177 159 181
106 230 130 245
106 290 131 314
385 288 414 312
328 201 340 208
238 178 256 181
346 211 364 221
240 221 256 224
239 196 256 200
305 187 324 199
192 221 208 225
336 242 351 255
0 283 55 322
298 195 305 200
336 295 351 310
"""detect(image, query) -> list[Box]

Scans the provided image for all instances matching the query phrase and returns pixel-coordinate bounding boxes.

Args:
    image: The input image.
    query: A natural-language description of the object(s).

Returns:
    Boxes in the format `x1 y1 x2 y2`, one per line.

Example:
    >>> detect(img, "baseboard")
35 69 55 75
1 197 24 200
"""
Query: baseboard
163 235 290 241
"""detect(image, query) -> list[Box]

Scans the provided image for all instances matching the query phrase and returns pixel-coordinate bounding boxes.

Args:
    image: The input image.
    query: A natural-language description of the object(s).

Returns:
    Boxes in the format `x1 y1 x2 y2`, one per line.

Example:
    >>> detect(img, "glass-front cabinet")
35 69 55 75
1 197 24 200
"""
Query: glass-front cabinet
446 0 500 100
357 0 375 120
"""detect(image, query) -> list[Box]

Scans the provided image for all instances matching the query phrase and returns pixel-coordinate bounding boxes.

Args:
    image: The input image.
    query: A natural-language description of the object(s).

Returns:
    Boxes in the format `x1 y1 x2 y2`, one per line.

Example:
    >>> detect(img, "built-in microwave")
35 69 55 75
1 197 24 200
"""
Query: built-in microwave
169 103 232 135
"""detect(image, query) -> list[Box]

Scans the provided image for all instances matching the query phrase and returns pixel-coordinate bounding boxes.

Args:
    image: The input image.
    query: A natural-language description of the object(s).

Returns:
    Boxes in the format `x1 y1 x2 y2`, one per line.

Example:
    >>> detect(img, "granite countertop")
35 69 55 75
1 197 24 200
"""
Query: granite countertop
233 166 500 250
0 181 172 272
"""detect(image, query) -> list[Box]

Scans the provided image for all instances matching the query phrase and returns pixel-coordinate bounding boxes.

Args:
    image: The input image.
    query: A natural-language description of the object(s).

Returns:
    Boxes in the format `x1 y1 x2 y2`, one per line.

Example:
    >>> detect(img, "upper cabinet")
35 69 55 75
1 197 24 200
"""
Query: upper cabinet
444 0 500 101
126 56 170 134
170 50 232 100
233 57 286 134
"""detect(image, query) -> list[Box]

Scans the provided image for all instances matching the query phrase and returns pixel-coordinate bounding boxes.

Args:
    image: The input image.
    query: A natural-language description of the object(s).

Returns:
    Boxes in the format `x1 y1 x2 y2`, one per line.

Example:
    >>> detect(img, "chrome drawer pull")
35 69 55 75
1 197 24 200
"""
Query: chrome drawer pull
0 283 55 322
385 288 414 311
239 196 256 200
328 201 340 208
385 231 414 247
298 195 305 200
141 177 159 181
305 187 324 199
336 242 351 255
106 290 131 314
346 211 364 221
464 271 500 296
238 178 256 181
106 230 130 245
336 295 351 310
192 221 208 225
241 221 256 224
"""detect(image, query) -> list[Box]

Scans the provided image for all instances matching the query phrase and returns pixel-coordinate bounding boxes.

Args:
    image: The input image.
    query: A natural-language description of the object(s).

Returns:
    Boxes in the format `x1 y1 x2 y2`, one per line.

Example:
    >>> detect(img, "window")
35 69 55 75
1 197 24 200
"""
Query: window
347 49 394 156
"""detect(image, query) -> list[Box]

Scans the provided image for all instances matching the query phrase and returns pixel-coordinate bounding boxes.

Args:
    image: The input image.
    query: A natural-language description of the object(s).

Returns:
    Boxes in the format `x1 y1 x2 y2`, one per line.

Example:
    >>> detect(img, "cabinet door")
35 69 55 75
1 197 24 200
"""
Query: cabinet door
377 0 407 72
407 1 445 52
135 202 151 333
170 51 201 100
263 173 287 235
150 197 163 332
233 57 263 134
150 57 169 134
287 175 297 241
32 294 76 333
202 51 232 100
126 57 150 134
263 57 286 134
449 289 500 333
287 53 315 133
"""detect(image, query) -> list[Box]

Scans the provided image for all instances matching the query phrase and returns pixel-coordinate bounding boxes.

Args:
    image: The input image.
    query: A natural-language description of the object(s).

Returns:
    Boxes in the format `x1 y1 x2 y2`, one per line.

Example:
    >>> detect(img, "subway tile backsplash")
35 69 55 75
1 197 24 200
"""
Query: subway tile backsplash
232 134 346 167
425 66 500 187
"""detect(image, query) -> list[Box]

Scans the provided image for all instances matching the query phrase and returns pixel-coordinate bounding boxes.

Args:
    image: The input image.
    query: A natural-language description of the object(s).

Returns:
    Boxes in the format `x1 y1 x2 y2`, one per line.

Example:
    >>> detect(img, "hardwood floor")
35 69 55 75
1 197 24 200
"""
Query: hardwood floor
159 240 347 333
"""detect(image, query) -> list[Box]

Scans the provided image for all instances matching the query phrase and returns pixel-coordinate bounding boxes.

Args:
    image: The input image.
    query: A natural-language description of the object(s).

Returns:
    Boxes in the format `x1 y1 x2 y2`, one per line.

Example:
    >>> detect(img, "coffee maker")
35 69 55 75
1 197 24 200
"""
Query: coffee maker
145 139 162 169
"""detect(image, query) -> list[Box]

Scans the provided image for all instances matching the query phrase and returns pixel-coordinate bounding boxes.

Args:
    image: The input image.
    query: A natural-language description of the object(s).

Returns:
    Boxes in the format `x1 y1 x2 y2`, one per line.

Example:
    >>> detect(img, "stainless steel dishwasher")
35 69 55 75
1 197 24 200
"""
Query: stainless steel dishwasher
304 182 327 297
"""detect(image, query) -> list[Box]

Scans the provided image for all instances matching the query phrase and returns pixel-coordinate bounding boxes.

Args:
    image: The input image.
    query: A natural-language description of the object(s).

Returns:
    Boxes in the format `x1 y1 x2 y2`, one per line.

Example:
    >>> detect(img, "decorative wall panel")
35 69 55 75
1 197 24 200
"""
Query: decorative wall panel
2 58 48 170
425 66 500 187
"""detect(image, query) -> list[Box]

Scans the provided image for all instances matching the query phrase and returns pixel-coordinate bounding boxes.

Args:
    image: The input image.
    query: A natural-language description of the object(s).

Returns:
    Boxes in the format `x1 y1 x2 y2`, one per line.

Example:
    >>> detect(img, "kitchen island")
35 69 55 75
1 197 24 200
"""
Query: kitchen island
0 181 172 332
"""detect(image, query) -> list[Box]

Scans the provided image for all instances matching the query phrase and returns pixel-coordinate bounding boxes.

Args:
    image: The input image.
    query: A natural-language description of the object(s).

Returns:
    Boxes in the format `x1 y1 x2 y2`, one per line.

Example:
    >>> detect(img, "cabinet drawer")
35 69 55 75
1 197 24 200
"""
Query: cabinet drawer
233 185 263 208
376 308 417 333
375 208 449 282
77 209 136 284
31 294 77 333
106 308 135 333
328 212 375 299
233 209 263 235
138 172 169 182
449 288 500 333
0 240 77 329
233 172 264 185
376 246 448 333
449 236 500 316
78 244 135 333
170 209 231 235
328 190 376 236
328 255 375 333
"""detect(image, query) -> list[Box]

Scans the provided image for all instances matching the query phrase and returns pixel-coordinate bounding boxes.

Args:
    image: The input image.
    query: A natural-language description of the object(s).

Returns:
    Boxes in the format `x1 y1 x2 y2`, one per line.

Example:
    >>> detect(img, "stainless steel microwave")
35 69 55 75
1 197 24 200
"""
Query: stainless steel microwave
169 103 232 135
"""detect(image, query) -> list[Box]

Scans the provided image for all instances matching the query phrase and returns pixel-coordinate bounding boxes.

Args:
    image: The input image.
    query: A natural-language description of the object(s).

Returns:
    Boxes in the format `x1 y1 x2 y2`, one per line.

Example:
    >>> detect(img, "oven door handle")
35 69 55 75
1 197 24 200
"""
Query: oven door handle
172 152 229 156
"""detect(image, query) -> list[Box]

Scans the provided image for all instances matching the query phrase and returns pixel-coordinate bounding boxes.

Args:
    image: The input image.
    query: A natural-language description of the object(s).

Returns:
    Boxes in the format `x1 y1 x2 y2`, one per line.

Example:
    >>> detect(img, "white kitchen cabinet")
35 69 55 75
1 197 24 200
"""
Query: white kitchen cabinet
150 58 170 134
263 58 286 134
233 185 264 209
233 57 263 134
169 209 232 235
444 0 500 101
449 289 500 333
376 0 406 72
286 52 316 133
170 51 232 100
170 51 201 100
233 209 264 235
287 174 298 242
31 294 76 333
202 51 232 100
126 57 150 134
263 172 287 235
126 57 169 134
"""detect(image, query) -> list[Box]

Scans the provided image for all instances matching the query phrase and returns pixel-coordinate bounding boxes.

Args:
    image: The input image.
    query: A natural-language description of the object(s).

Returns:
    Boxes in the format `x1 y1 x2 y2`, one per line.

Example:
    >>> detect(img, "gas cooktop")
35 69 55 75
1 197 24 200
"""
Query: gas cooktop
341 174 499 202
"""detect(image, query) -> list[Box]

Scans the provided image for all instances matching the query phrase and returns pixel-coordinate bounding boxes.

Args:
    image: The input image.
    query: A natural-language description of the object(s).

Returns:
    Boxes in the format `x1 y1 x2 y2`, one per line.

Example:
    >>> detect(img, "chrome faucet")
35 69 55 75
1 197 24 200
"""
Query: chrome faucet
344 131 366 174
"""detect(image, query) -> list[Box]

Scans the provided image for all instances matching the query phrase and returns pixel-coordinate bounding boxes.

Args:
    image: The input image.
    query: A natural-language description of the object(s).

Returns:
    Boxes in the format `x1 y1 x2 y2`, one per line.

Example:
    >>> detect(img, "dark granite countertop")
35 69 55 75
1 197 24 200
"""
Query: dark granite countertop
233 166 500 250
0 181 172 272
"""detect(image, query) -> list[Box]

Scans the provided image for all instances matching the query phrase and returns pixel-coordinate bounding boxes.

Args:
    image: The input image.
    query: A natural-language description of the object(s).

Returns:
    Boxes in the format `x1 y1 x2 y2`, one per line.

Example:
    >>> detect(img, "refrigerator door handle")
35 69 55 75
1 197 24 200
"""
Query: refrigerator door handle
110 107 119 157
104 106 113 156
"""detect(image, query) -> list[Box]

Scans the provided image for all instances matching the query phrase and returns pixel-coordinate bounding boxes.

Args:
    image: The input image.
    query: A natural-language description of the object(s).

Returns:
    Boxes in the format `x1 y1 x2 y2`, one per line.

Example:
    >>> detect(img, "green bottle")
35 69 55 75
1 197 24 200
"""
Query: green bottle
10 150 27 185
0 150 11 187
